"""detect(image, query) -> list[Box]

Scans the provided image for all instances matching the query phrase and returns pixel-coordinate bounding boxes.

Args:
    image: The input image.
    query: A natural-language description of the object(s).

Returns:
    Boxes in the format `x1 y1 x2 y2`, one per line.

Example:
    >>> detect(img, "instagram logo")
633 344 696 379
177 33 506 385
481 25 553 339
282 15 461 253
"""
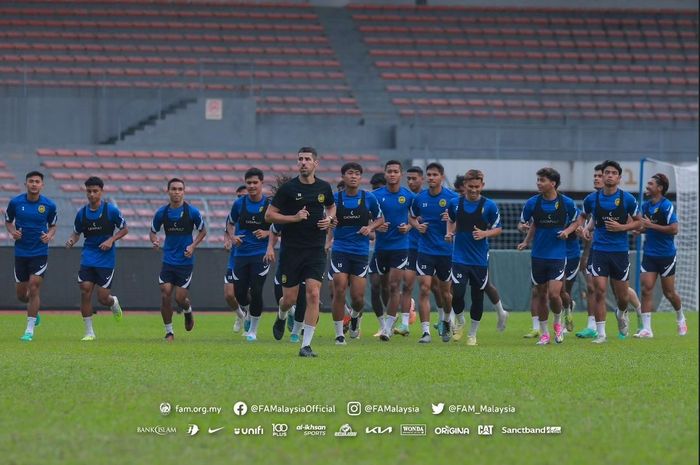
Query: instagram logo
347 401 362 416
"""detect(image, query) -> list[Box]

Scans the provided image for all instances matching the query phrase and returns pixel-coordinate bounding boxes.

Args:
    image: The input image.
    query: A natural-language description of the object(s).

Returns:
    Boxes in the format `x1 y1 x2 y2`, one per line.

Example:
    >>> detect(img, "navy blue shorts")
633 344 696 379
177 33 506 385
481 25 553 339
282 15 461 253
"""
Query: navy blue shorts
588 250 630 281
450 263 489 289
565 256 581 281
369 249 409 275
159 263 193 288
641 254 676 277
78 266 115 288
416 253 452 281
530 257 566 285
230 254 270 283
406 248 419 273
14 256 48 283
329 251 369 278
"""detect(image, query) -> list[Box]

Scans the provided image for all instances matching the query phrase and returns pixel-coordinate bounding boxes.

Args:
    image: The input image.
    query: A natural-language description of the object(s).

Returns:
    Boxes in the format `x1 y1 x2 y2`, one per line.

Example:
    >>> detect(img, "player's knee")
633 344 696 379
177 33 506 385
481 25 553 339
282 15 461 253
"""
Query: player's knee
419 282 431 296
97 294 112 306
662 289 677 301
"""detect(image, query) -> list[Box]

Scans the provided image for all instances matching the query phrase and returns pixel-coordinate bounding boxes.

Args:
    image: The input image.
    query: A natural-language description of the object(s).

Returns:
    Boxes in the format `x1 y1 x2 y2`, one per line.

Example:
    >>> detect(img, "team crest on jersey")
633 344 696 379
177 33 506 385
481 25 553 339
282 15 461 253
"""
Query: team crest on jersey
653 207 659 214
439 199 447 207
398 196 406 204
281 274 287 284
317 194 325 203
615 198 621 206
555 201 560 209
38 205 46 214
259 206 264 213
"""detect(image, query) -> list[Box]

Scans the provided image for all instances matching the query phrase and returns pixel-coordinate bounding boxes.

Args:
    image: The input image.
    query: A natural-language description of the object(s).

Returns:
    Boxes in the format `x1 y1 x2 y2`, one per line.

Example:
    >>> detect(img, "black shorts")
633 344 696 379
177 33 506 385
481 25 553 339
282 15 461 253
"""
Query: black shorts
451 263 489 290
159 263 193 288
368 249 409 275
78 266 115 289
641 254 676 277
565 256 581 281
416 253 452 281
14 256 48 283
530 257 566 285
406 248 419 273
278 246 326 287
227 254 270 284
588 250 630 281
329 251 369 278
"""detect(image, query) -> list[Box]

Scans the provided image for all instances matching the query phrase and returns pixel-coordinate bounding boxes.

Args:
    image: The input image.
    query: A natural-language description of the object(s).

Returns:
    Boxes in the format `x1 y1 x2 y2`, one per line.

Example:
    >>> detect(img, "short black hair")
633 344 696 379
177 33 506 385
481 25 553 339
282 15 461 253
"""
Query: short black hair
370 172 386 188
341 162 363 175
384 160 402 171
236 185 247 193
84 176 104 189
601 160 622 175
245 167 264 181
454 175 465 189
167 177 185 189
298 146 318 159
407 166 423 176
593 163 604 172
651 173 670 195
536 167 561 189
426 162 444 175
25 170 44 180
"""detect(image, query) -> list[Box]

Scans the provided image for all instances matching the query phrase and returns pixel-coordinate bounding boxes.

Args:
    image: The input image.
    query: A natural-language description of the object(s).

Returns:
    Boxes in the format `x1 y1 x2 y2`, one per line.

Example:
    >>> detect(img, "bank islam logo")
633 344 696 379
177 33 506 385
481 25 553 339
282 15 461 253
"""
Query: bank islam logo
365 426 393 435
160 402 172 416
478 425 494 436
335 424 358 438
272 424 288 437
431 403 445 415
233 401 248 416
136 426 177 436
186 424 200 436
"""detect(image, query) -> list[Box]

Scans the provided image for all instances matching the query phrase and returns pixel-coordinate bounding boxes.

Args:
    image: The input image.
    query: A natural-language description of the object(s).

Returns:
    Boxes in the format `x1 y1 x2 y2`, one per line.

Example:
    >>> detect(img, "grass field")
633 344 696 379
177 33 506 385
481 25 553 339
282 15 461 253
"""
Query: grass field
1 311 697 465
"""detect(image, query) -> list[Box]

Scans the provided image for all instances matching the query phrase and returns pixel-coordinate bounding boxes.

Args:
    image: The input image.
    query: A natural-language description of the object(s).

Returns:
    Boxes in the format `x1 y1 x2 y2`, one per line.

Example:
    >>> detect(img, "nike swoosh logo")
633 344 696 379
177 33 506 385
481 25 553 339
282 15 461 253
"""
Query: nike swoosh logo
208 427 224 434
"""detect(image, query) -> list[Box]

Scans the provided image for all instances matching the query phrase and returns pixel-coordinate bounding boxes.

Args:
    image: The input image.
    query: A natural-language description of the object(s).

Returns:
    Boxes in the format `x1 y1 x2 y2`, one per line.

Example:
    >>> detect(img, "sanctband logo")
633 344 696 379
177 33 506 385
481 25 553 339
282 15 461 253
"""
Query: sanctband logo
400 424 427 436
335 424 358 437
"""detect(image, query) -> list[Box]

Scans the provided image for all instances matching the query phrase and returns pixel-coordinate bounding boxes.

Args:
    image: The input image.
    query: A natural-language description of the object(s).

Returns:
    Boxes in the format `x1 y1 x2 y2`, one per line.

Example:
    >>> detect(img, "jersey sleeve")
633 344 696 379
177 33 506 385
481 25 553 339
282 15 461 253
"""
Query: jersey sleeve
565 197 579 224
624 192 639 217
109 204 126 229
583 194 594 217
73 208 84 234
151 208 164 233
410 195 420 218
191 206 205 231
520 197 534 223
4 198 16 222
47 202 58 227
324 183 335 207
664 200 678 225
447 197 458 222
227 199 241 225
271 182 290 210
367 192 382 219
486 200 502 229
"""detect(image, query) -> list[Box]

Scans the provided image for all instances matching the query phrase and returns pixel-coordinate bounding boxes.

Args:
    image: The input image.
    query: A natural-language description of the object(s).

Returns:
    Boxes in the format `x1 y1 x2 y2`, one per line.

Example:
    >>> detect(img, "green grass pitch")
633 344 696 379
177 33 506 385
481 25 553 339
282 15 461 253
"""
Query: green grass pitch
1 311 697 465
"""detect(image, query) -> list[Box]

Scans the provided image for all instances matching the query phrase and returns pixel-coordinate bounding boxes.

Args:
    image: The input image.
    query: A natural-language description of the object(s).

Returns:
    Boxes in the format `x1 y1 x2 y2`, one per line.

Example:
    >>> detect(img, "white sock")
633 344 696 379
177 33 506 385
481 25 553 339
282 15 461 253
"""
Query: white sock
494 300 505 315
642 313 652 332
165 323 173 334
616 309 627 321
278 306 288 321
292 320 303 336
334 320 343 338
468 319 480 337
301 324 315 347
456 312 465 326
421 321 430 334
183 305 192 313
539 320 549 335
249 316 260 336
532 316 540 331
84 316 95 336
385 315 397 333
241 304 250 316
377 314 385 329
235 306 245 319
553 312 562 325
437 307 445 321
110 295 119 311
401 312 410 326
26 317 36 335
587 315 596 330
449 311 455 325
596 321 606 338
676 308 685 322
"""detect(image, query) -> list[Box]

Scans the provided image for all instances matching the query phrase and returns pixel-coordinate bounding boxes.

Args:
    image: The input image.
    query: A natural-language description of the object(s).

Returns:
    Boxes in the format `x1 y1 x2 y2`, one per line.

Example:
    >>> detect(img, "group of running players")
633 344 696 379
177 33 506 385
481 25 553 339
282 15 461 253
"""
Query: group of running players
4 147 688 356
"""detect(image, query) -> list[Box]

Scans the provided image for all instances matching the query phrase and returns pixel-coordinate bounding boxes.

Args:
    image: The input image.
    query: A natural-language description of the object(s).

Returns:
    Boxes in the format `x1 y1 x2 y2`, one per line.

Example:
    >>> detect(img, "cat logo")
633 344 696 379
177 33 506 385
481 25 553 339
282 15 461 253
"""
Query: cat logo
38 205 46 214
281 274 287 284
317 194 325 203
439 199 447 207
615 198 621 206
398 196 406 204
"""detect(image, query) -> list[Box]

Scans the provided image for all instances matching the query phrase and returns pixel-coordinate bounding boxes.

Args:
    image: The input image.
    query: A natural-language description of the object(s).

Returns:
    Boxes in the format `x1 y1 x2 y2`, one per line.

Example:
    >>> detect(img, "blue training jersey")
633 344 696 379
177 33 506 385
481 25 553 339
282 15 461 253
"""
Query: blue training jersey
151 203 205 266
521 193 579 260
410 187 459 257
583 189 638 253
73 202 126 268
448 196 501 267
227 195 270 258
642 197 677 257
332 190 382 256
373 186 415 251
4 194 58 257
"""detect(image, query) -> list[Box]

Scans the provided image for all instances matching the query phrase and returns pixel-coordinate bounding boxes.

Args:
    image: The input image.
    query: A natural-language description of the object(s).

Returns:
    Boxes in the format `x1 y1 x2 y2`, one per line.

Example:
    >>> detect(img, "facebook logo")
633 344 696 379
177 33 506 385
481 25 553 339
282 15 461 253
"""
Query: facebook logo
233 401 248 416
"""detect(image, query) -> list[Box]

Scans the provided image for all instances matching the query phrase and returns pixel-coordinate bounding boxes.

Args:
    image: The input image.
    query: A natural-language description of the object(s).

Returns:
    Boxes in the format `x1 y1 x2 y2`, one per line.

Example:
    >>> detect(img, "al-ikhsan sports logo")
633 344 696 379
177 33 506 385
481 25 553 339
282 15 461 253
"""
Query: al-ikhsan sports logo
38 205 46 214
439 199 447 207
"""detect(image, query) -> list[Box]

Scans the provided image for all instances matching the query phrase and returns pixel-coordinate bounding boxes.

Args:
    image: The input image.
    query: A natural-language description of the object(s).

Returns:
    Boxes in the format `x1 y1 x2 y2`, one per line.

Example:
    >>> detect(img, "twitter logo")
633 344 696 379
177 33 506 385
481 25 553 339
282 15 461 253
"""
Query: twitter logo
431 403 445 415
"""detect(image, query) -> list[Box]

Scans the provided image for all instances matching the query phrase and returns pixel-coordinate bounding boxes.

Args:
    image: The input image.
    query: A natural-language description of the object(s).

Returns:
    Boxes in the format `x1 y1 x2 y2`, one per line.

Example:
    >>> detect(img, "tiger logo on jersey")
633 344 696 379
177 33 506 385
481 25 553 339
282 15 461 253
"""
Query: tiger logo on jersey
439 199 447 208
317 194 325 203
38 205 46 214
398 196 406 204
281 274 287 284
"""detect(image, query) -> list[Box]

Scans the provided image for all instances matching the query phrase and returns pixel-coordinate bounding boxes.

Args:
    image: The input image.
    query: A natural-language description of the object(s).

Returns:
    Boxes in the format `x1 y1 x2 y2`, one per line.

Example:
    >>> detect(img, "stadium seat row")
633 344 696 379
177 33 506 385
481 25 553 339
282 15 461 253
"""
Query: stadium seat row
0 43 335 56
0 7 317 20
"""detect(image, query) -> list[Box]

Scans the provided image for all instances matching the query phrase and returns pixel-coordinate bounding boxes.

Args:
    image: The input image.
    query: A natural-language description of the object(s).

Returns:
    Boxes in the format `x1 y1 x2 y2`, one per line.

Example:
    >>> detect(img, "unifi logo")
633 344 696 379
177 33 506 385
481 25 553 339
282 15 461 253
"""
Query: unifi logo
233 426 264 436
